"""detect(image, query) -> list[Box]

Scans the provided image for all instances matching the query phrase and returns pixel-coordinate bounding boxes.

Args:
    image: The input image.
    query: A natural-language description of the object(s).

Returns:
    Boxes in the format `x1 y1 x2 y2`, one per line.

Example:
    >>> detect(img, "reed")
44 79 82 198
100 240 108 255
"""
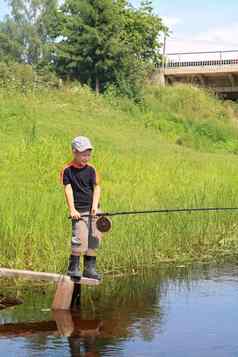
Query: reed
1 84 238 273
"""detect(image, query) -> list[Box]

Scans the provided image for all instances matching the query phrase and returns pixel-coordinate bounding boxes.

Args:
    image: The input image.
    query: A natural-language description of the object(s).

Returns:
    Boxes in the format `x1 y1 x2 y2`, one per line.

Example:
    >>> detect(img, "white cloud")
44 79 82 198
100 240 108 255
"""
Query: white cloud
161 16 183 28
166 23 238 60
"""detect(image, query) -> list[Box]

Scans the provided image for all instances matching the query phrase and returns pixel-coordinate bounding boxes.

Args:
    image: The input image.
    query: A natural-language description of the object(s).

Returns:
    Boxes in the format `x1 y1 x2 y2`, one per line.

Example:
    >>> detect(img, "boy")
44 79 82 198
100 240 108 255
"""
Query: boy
61 136 102 280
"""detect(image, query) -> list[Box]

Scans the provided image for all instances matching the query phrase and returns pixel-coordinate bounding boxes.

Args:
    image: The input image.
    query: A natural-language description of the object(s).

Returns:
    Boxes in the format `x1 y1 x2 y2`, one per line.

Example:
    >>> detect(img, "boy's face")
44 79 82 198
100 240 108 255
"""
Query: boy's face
73 149 92 165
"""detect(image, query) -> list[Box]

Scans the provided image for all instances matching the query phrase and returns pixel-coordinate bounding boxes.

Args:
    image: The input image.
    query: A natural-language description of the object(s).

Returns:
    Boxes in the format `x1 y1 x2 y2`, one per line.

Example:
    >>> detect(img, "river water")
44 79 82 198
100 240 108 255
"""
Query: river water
0 263 238 356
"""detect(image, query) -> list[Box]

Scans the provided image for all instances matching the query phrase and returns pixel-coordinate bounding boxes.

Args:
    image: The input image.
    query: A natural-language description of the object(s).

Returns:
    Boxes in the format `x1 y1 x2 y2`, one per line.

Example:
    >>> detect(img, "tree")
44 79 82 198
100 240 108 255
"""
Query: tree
123 0 166 65
0 17 23 63
114 0 167 98
0 0 58 66
53 0 166 96
53 0 126 94
0 0 167 97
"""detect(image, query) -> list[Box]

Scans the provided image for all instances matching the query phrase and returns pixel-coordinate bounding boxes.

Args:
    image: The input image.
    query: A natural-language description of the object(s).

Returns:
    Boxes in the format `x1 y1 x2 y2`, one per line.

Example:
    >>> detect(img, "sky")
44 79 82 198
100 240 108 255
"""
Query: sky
1 0 238 60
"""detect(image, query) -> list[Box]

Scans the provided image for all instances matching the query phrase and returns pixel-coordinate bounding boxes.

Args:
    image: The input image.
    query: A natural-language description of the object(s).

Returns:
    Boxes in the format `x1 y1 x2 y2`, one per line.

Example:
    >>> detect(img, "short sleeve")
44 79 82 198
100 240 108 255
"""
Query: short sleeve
91 167 100 185
60 167 71 185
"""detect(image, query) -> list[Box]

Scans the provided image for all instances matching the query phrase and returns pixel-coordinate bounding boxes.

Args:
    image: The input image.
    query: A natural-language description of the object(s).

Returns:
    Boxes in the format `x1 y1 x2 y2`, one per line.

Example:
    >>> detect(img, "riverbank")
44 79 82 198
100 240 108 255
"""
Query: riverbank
1 84 238 273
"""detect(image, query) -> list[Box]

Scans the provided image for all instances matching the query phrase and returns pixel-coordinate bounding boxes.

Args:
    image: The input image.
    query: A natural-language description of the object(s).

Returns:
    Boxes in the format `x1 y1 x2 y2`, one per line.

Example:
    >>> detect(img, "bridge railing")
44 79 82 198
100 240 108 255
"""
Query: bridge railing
162 58 238 68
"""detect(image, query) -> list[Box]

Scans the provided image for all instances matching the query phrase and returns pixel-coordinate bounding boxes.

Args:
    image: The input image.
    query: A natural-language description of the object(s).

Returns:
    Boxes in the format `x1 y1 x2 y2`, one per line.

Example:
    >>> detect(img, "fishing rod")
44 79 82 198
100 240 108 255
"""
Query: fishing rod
82 206 238 217
69 206 238 233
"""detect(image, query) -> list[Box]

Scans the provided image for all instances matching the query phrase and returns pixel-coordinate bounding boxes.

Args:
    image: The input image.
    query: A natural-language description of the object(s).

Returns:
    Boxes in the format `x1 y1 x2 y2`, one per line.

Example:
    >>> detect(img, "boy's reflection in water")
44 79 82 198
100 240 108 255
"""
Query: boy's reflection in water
0 272 165 356
54 311 103 356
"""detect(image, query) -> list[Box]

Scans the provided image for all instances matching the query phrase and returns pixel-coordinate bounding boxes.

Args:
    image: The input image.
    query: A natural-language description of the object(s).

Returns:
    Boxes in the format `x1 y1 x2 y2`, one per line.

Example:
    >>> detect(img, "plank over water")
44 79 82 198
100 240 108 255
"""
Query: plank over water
0 268 100 286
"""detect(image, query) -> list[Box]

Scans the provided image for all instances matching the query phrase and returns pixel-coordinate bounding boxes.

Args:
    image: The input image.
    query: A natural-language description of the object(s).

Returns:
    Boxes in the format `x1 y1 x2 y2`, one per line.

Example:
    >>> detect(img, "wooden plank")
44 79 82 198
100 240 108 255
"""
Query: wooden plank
52 276 75 310
0 268 100 286
53 310 74 336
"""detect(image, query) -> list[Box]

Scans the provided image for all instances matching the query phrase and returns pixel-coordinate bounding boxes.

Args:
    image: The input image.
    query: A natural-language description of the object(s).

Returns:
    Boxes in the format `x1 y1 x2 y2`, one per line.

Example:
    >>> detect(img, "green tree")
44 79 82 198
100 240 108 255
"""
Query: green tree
0 17 23 63
0 0 58 66
54 0 166 96
0 0 167 97
124 0 165 64
115 0 167 99
54 0 126 93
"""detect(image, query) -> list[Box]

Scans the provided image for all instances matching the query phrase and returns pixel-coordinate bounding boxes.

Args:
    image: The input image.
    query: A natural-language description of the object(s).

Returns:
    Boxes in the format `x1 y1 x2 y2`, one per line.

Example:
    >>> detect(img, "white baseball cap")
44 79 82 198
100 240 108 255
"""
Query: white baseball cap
71 136 93 152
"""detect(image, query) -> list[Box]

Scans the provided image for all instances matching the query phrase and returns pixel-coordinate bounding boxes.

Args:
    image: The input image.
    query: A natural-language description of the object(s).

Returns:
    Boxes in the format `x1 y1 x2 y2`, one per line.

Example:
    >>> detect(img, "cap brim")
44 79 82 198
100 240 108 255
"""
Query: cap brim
73 146 93 152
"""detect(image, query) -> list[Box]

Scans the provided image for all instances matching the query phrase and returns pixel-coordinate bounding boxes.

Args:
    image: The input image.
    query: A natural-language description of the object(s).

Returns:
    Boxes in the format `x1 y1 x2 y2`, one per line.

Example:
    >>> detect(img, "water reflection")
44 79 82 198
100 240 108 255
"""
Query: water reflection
1 264 238 356
0 270 166 356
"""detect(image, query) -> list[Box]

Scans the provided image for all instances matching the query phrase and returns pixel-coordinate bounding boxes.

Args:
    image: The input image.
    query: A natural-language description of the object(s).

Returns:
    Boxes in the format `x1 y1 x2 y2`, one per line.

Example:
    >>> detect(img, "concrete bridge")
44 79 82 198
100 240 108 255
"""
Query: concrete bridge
155 50 238 99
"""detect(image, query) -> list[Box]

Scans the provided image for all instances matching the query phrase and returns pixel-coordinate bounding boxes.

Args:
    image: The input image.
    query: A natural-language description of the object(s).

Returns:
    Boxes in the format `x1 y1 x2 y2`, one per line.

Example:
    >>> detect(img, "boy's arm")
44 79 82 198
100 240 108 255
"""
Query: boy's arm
64 184 81 220
91 184 101 216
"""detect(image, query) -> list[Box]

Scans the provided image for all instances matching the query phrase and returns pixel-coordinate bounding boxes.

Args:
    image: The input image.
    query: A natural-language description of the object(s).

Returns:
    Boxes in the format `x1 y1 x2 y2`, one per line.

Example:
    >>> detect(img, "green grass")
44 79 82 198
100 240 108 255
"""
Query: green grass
142 84 238 153
1 83 238 274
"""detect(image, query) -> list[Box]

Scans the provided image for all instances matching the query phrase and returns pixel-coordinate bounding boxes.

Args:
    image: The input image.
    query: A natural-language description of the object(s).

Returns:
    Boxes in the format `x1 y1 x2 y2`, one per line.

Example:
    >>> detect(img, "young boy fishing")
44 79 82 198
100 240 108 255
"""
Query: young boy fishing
60 136 102 280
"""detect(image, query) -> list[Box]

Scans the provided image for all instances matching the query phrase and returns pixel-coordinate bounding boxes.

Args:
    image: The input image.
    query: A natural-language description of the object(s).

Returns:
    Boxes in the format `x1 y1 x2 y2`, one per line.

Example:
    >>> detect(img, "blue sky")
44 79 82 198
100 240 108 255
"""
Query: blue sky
1 0 238 58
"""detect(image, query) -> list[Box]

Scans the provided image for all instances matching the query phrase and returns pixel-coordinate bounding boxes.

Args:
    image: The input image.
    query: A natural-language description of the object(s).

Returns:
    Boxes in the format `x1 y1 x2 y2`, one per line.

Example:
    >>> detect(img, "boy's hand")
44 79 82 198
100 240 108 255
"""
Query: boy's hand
70 208 81 220
91 206 97 217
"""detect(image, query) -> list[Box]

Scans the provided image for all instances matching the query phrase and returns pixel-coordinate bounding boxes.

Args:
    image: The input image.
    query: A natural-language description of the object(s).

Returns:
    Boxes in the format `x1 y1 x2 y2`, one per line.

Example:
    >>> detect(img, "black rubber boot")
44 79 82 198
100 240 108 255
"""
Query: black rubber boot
83 255 101 280
67 255 81 279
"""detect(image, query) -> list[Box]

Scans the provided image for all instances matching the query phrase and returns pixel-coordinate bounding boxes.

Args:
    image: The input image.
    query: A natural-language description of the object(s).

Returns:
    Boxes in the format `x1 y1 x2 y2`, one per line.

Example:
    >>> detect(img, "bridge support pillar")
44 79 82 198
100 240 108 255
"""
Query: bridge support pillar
228 74 235 88
197 75 206 86
150 70 166 86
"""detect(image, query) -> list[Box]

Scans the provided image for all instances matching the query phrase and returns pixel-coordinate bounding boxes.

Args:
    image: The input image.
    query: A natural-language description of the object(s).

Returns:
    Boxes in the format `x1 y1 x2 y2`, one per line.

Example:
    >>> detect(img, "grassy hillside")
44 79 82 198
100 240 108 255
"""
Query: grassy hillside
1 84 238 274
142 84 238 153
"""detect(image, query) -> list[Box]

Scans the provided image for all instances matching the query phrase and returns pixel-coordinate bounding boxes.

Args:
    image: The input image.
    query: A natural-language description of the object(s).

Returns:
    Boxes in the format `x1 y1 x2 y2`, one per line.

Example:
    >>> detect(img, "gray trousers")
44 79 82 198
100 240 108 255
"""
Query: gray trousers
71 212 102 255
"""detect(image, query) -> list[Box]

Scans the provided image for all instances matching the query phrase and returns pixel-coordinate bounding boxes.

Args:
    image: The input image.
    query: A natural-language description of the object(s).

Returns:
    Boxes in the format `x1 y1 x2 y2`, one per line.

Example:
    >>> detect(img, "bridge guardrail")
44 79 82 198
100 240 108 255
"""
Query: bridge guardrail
159 59 238 68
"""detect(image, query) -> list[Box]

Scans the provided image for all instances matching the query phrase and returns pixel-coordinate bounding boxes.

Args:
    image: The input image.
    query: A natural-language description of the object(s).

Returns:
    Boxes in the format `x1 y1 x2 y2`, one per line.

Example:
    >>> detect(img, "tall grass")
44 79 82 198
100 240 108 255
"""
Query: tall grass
1 84 238 273
142 84 238 153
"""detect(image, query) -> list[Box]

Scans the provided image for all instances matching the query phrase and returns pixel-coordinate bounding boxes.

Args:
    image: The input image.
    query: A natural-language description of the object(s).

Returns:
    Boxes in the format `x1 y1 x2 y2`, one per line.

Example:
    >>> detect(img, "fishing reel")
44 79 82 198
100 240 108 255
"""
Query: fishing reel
69 213 112 233
96 215 112 233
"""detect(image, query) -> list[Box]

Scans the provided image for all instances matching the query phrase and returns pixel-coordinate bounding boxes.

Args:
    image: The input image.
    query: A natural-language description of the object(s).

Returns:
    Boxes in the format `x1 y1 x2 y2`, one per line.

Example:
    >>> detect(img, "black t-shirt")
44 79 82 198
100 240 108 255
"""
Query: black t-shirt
61 162 99 211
